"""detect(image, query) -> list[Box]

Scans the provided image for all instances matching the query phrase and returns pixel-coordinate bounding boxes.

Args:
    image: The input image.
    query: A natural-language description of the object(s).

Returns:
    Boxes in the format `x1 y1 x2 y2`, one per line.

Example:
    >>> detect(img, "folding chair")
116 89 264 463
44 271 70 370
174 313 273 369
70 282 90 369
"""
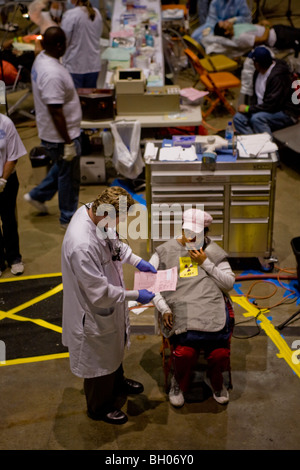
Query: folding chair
183 34 239 73
5 66 34 120
184 47 241 118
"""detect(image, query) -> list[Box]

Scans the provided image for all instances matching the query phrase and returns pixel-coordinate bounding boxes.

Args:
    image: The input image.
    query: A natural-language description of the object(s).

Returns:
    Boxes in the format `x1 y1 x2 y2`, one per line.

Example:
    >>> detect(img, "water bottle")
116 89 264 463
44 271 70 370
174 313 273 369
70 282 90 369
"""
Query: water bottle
225 121 234 145
101 128 113 157
145 25 154 47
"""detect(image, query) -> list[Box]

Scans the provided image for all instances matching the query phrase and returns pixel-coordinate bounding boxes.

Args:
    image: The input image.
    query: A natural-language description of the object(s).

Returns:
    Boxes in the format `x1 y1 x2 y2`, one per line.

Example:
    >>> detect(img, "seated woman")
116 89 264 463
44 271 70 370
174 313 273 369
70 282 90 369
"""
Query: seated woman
149 208 235 407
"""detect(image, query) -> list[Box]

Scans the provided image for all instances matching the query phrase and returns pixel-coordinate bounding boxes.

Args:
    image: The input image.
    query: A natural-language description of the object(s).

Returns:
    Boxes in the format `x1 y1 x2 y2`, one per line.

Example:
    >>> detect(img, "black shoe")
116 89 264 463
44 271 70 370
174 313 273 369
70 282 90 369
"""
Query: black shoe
87 408 128 425
122 378 144 395
103 409 128 425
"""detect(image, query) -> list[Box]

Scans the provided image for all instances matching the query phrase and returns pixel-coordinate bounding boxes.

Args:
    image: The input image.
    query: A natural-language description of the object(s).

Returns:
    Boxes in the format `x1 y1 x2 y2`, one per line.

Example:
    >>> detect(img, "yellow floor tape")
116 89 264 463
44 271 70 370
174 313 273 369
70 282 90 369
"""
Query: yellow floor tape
232 295 300 378
1 276 299 375
1 352 69 366
0 273 62 283
0 275 65 367
0 283 63 333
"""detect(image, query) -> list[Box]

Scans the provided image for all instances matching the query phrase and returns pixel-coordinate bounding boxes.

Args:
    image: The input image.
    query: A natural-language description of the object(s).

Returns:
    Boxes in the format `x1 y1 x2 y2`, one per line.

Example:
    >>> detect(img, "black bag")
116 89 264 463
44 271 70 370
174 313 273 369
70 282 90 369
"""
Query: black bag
29 146 52 168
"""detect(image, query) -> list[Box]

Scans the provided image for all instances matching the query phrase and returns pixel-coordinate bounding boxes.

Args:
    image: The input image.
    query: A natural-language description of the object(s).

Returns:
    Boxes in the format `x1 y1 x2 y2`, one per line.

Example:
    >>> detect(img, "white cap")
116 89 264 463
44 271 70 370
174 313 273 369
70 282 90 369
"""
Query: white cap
182 208 213 234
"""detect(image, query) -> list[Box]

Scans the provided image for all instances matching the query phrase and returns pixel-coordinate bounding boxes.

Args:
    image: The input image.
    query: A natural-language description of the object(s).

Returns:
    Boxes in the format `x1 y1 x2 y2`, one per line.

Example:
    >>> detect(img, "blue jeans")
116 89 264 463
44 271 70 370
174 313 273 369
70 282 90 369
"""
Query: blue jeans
29 137 81 224
70 72 99 89
233 110 296 136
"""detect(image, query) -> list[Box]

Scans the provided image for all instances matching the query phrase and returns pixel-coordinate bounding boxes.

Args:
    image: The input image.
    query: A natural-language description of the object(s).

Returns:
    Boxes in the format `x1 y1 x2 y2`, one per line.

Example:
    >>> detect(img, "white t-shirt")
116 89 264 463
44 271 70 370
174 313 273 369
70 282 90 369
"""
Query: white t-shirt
61 6 103 74
0 114 26 176
31 51 82 143
233 24 277 49
255 61 276 104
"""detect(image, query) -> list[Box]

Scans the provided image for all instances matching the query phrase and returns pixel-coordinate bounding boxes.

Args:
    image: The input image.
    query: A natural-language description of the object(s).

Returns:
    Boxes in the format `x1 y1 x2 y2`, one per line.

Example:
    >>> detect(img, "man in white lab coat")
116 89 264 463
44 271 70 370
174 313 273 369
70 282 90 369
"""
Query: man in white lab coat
61 186 156 424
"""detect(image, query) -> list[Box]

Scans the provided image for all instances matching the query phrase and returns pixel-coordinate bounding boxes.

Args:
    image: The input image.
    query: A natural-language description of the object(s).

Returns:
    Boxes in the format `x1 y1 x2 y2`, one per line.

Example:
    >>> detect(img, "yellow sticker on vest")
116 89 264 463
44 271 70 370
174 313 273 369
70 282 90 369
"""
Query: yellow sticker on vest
179 257 198 277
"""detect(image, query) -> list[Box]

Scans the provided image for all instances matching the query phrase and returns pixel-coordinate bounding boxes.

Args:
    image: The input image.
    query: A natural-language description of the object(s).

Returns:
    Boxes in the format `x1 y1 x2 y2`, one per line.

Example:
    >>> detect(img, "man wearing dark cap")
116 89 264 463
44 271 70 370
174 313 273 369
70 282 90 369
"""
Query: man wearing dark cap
233 46 299 135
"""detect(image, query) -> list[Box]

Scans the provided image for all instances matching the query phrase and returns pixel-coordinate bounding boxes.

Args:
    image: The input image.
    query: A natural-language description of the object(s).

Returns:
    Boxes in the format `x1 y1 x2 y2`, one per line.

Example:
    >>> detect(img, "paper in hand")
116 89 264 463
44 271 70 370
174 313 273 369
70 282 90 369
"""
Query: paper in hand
134 267 178 293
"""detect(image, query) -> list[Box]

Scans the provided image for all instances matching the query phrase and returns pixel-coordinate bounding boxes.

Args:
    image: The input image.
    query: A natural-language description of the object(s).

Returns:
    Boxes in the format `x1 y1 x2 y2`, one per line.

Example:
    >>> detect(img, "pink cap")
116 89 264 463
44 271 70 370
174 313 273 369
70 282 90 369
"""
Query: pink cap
182 208 213 233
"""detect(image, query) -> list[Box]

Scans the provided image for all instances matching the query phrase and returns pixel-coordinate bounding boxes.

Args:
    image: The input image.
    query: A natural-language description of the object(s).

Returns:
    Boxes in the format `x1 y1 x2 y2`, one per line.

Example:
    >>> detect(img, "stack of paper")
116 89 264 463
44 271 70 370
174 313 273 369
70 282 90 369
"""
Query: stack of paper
237 133 278 158
159 146 197 161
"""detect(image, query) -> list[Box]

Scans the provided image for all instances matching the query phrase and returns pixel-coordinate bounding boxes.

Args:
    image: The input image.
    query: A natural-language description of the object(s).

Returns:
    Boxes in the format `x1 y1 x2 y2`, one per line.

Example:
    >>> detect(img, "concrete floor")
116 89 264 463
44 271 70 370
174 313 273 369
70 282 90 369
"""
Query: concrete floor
1 6 300 452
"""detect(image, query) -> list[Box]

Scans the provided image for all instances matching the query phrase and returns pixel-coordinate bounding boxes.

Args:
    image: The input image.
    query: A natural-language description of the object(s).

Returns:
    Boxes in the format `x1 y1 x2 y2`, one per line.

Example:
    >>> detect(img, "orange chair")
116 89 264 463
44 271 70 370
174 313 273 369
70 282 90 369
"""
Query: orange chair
182 34 238 73
184 47 241 118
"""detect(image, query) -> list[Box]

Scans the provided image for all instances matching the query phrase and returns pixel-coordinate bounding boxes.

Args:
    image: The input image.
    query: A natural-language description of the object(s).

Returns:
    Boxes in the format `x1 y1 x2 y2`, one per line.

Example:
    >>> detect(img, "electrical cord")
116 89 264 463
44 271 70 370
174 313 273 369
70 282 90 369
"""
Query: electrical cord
233 266 300 338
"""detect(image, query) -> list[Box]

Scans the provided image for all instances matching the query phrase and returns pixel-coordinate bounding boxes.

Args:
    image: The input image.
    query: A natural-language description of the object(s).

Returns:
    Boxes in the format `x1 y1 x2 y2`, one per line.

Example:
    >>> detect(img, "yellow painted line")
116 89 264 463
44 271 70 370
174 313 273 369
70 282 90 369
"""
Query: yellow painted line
231 295 300 378
0 275 66 366
0 273 62 283
0 352 69 367
0 283 63 333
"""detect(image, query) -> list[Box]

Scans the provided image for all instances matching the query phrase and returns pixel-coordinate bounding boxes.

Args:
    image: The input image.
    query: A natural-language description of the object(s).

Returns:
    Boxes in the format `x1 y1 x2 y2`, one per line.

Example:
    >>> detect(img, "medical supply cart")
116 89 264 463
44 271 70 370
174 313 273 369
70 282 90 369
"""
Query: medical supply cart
146 152 278 267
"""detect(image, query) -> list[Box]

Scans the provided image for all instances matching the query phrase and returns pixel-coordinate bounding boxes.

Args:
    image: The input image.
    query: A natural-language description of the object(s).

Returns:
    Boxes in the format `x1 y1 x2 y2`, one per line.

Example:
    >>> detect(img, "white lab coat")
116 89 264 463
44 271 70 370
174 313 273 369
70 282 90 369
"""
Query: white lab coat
61 205 141 379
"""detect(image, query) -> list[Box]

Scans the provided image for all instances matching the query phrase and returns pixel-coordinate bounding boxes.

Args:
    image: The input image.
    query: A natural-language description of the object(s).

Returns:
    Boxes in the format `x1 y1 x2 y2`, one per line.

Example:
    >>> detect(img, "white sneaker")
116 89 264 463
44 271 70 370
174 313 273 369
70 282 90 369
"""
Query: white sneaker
169 376 184 407
204 376 229 405
11 262 24 276
24 193 48 214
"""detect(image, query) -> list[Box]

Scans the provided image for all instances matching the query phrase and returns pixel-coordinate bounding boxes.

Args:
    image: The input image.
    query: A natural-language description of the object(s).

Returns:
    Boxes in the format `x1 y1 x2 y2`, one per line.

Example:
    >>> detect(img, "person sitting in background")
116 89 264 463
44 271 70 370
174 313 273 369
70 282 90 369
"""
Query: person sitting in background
149 208 235 407
214 19 300 54
191 0 251 43
233 46 300 136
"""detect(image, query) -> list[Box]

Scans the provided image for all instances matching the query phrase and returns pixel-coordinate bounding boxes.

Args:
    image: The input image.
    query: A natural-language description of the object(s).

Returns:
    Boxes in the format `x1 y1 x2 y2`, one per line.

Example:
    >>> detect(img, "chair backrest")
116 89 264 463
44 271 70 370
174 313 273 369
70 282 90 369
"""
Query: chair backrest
184 47 221 91
183 35 206 58
184 47 207 76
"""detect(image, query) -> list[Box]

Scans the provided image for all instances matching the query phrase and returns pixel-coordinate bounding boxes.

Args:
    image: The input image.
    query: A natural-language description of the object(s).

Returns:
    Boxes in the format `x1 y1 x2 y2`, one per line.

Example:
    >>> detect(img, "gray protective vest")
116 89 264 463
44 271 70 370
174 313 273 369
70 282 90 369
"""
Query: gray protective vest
156 238 228 338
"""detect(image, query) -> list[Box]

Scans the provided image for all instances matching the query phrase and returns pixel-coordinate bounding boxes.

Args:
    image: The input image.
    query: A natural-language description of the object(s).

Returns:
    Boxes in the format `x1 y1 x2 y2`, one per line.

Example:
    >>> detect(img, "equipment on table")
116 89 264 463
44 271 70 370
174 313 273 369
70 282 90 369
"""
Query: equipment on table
114 68 180 115
77 88 115 120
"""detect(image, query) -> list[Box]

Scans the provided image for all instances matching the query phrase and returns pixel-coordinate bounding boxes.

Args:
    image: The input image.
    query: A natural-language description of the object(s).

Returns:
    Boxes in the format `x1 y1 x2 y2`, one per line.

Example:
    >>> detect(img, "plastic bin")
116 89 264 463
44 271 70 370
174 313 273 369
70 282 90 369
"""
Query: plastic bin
291 236 300 288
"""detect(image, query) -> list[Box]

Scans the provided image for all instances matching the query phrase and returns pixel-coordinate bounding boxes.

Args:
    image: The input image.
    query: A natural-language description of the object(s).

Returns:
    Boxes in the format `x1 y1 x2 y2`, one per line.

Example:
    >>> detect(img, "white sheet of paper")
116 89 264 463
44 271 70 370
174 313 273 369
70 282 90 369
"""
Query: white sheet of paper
237 133 278 158
134 267 178 293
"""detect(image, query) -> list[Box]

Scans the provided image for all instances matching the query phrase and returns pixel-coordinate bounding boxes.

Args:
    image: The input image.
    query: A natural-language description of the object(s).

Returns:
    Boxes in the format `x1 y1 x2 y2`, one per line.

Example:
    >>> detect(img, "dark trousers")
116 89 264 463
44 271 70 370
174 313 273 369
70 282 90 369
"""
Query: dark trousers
84 364 124 418
273 24 300 49
0 172 21 268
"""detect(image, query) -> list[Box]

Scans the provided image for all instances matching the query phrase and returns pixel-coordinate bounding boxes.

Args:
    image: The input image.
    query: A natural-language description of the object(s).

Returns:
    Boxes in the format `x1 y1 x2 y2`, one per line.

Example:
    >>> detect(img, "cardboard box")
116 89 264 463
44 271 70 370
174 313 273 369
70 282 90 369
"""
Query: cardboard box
116 86 180 115
115 69 145 94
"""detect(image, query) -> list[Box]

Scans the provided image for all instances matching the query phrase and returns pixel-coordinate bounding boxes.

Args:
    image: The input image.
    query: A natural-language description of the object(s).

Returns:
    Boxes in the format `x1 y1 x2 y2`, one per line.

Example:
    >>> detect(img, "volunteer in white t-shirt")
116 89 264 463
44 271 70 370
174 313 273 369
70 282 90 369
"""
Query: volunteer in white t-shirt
0 113 27 276
61 0 103 88
24 26 82 230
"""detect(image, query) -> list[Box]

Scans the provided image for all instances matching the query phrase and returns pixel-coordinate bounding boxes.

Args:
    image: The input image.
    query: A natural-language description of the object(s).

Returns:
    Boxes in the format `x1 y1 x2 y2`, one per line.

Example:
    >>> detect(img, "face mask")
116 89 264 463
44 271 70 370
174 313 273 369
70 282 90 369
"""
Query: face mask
185 232 204 251
50 8 62 19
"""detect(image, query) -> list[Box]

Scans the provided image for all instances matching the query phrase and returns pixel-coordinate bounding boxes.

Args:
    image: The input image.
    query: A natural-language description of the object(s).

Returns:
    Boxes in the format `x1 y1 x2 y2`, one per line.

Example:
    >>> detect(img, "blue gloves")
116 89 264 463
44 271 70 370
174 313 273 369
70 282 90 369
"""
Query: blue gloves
137 289 155 304
136 260 156 303
136 259 157 273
